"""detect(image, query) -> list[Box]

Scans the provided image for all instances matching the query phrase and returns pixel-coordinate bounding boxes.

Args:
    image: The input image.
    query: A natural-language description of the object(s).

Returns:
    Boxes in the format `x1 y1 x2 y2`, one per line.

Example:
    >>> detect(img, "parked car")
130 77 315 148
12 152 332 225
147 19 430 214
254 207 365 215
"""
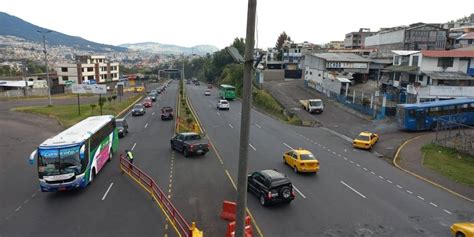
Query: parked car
450 222 474 237
217 100 230 110
247 169 295 206
207 84 213 89
283 149 319 173
194 81 200 86
204 90 211 96
143 98 152 107
353 131 379 150
131 104 146 116
161 106 174 120
116 118 129 138
170 132 209 157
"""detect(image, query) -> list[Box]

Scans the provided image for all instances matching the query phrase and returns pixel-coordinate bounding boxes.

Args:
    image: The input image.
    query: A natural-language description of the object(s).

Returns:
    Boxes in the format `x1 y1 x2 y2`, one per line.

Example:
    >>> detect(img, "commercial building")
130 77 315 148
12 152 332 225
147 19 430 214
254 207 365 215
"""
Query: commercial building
365 23 448 58
55 55 119 85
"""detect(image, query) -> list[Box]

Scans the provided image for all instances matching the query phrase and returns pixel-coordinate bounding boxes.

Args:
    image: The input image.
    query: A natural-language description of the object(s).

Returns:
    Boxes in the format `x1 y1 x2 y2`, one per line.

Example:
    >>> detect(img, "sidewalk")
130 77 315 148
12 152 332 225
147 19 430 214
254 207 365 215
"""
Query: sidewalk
396 133 474 201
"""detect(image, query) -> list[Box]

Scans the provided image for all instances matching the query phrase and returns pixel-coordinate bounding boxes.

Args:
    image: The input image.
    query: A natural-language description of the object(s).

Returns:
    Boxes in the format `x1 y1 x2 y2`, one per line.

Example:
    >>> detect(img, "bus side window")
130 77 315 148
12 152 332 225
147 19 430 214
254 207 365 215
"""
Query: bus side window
443 105 456 115
469 103 474 112
428 106 441 116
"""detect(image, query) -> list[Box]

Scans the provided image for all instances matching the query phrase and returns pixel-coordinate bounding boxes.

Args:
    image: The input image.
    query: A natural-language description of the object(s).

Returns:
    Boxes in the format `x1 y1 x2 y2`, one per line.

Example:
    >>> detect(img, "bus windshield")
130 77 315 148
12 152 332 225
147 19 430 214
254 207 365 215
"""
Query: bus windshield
38 145 84 177
226 87 235 92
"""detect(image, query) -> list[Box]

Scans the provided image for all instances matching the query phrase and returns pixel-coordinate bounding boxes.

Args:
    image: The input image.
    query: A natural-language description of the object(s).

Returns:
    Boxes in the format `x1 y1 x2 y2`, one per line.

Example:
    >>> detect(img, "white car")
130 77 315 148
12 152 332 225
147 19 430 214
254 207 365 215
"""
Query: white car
204 90 211 96
217 100 230 110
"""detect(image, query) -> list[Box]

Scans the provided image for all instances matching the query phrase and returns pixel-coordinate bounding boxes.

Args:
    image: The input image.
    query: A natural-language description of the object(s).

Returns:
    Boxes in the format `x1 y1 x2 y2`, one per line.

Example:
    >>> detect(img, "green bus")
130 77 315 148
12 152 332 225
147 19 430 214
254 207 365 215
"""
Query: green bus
218 84 236 100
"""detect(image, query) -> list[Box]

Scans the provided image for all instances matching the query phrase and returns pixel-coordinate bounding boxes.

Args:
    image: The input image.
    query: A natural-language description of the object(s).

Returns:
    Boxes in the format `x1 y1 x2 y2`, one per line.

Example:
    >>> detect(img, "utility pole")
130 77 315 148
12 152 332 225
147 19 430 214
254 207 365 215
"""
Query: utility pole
37 29 53 106
235 0 257 236
182 54 185 81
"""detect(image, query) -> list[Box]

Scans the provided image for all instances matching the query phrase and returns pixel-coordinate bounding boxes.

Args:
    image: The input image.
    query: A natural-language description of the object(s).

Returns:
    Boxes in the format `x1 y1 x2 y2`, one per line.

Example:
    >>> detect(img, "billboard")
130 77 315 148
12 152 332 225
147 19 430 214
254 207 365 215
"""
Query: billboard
71 84 107 94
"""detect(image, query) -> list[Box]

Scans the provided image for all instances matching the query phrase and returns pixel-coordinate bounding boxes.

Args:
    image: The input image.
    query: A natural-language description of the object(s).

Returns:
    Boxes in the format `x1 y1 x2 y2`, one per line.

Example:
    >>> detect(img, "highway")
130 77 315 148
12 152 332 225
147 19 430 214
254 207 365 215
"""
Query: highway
185 83 474 237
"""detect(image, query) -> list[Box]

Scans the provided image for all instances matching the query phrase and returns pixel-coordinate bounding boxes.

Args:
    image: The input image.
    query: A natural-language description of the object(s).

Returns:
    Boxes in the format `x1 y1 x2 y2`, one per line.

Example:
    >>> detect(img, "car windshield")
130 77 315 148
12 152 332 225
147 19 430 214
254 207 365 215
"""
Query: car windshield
300 153 316 160
221 101 228 104
38 145 85 176
356 135 370 141
186 134 201 140
164 108 172 112
134 104 143 109
310 101 322 106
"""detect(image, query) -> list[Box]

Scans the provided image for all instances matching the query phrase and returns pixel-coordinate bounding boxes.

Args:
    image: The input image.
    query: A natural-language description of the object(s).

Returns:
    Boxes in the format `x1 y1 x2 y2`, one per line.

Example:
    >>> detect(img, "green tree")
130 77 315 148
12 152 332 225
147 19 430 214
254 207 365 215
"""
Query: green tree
232 37 245 56
275 31 290 50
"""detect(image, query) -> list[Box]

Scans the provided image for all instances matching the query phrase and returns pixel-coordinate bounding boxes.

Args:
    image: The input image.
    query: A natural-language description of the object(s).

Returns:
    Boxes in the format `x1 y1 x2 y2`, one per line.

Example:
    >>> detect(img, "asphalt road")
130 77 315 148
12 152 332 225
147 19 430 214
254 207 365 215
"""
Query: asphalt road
185 83 474 237
0 86 170 236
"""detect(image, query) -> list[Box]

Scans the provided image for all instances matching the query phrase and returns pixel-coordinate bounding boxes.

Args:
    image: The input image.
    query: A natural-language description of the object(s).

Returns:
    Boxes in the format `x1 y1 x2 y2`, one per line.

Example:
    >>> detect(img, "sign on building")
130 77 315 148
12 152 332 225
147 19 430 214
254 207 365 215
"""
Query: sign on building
326 62 368 69
71 84 107 94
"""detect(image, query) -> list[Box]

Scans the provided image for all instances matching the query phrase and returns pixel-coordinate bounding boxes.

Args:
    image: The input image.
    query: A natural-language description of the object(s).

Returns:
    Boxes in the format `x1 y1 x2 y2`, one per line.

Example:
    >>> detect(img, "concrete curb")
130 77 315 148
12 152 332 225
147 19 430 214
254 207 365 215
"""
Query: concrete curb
116 95 144 118
393 135 474 203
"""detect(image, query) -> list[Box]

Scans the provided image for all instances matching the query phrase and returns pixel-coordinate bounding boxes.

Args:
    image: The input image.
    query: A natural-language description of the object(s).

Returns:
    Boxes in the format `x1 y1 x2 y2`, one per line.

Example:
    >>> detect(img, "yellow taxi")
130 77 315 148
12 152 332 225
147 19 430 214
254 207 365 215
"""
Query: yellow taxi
283 149 319 173
353 131 379 150
451 223 474 237
135 86 145 93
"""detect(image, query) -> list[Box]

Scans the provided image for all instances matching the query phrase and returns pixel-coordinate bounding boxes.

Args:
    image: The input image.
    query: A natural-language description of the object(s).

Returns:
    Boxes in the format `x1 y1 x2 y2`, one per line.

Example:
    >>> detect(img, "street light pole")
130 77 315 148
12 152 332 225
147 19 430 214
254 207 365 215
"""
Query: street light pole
235 0 257 236
37 29 53 106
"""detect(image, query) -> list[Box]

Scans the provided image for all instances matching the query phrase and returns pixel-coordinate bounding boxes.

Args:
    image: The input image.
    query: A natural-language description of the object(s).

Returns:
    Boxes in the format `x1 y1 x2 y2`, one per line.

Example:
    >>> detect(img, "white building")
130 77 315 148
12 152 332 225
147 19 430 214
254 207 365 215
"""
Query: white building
55 55 119 85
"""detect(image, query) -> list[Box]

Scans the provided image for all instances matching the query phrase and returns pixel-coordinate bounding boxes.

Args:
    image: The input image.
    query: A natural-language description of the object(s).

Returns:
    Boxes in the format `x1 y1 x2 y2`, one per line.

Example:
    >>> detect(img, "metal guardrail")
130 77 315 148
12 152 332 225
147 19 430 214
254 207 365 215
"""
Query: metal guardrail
119 155 200 237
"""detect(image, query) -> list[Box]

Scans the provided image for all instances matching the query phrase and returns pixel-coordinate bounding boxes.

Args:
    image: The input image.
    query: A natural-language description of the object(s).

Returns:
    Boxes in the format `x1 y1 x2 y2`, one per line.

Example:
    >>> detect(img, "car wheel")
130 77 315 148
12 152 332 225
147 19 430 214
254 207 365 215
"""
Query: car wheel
184 149 189 157
259 194 267 206
90 168 96 183
293 166 298 173
281 187 292 200
108 150 113 162
456 232 465 237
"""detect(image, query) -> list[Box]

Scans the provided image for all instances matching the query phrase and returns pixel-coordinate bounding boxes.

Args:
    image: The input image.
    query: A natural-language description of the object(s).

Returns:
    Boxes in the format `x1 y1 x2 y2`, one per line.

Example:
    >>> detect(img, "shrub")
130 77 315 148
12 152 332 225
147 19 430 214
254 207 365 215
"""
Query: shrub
186 117 194 124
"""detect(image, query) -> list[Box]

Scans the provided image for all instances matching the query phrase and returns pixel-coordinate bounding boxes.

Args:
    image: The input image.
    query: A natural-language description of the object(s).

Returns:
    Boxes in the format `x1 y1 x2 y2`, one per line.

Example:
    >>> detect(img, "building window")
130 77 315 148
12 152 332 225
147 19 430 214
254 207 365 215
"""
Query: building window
437 58 454 68
61 67 67 72
62 76 68 81
394 56 400 65
88 76 94 80
412 56 419 66
87 67 93 72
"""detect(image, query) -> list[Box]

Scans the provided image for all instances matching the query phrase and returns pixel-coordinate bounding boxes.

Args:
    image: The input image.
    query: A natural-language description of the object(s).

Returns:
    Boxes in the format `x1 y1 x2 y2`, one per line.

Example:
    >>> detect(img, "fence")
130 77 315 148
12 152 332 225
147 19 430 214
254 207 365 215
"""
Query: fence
435 118 474 155
0 88 49 98
119 155 202 237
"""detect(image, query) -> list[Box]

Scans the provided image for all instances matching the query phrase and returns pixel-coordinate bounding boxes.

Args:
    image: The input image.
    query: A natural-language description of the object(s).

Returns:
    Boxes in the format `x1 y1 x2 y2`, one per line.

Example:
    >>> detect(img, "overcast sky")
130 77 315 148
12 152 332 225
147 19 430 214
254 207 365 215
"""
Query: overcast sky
1 0 472 49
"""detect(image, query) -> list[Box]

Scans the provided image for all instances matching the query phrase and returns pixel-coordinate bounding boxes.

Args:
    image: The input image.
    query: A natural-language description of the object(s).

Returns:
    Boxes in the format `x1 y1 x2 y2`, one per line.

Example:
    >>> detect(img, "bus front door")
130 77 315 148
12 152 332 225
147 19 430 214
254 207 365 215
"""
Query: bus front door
416 110 426 130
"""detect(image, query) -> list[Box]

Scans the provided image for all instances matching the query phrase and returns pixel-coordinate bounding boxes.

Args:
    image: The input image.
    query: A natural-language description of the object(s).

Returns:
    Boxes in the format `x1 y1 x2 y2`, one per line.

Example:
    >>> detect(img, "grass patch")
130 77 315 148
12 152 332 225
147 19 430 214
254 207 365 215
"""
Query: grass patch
422 143 474 187
1 93 95 101
251 88 302 124
13 95 141 128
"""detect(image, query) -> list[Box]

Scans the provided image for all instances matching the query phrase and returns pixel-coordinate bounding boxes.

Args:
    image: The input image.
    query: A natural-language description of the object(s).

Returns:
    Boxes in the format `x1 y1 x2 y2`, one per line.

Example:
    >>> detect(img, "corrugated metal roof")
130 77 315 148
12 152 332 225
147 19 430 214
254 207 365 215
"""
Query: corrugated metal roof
423 71 473 80
40 115 114 147
421 50 474 58
457 32 474 40
311 53 371 62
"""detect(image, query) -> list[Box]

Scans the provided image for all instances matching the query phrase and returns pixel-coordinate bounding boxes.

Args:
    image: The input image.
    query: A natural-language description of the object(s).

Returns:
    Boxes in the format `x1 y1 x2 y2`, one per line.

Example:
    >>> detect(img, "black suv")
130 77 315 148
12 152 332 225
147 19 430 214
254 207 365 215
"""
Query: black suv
247 169 295 206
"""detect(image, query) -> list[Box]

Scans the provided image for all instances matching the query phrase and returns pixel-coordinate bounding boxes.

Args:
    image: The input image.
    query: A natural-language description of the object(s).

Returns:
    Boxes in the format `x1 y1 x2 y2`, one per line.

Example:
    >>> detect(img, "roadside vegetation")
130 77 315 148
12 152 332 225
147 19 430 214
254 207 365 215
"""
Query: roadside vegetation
422 143 474 187
177 79 199 133
13 94 141 128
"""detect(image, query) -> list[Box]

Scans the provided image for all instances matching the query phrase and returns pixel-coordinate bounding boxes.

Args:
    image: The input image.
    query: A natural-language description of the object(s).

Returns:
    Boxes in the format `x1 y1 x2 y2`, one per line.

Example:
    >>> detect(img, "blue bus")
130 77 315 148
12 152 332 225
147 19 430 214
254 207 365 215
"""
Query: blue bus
396 98 474 131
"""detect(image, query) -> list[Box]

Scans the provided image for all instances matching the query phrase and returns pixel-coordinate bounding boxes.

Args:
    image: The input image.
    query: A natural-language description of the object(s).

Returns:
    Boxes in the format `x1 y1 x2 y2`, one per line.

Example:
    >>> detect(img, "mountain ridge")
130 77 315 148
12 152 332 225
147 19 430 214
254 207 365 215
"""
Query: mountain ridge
118 42 219 55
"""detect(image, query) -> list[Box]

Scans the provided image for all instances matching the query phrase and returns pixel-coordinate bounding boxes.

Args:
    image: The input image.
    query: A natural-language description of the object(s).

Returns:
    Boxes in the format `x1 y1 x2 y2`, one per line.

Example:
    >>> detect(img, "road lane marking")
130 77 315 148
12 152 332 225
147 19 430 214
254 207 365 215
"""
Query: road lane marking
293 185 306 199
255 124 262 128
225 170 237 190
350 160 354 164
340 181 367 199
322 146 326 149
332 151 337 155
101 182 114 200
249 143 256 151
217 112 220 116
152 112 155 115
15 206 21 212
338 154 342 157
283 143 293 150
228 123 234 129
430 202 438 207
386 180 393 184
370 171 375 175
443 209 452 215
131 142 137 151
378 176 384 179
406 190 413 194
363 168 368 171
317 144 322 147
396 185 403 189
417 196 424 200
356 164 361 167
145 123 148 128
344 157 348 160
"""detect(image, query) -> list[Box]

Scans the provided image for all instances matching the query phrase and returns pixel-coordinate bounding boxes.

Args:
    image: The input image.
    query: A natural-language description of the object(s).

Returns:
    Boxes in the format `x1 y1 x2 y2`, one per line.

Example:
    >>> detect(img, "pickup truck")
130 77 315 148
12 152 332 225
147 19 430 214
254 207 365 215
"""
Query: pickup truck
300 99 324 114
170 132 209 157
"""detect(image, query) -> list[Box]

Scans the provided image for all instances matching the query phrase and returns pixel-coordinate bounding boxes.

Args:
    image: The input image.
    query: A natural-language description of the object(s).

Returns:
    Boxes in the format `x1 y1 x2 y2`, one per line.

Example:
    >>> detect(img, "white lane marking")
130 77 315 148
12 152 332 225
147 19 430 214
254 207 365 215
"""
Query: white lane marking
15 206 21 212
228 124 234 129
131 142 137 151
443 209 453 215
283 143 293 150
396 185 403 189
440 222 448 227
350 160 354 164
386 180 393 184
101 182 114 201
363 168 368 171
417 196 425 200
144 123 148 128
356 164 361 167
332 151 337 155
217 112 221 116
249 143 256 151
344 149 347 152
340 181 367 199
337 154 342 157
406 190 413 194
344 157 348 160
317 144 322 147
255 124 262 128
378 176 384 179
293 185 306 199
322 146 326 149
430 202 438 207
152 112 155 115
370 171 375 175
